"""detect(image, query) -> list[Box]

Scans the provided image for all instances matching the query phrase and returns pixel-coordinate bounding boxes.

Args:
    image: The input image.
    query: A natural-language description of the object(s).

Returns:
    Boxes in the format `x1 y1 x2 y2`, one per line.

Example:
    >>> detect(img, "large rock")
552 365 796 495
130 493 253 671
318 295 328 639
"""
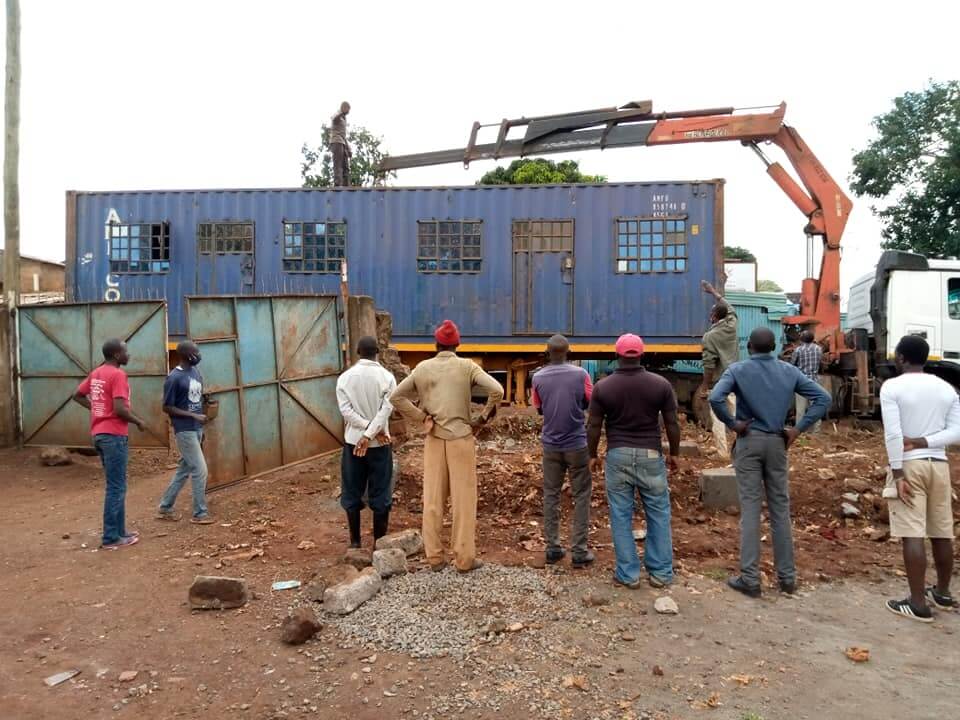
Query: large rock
342 547 373 569
699 467 739 509
280 607 322 645
306 565 359 602
40 447 72 466
323 567 383 615
375 528 423 557
188 576 249 610
654 596 680 615
372 548 408 578
844 477 873 494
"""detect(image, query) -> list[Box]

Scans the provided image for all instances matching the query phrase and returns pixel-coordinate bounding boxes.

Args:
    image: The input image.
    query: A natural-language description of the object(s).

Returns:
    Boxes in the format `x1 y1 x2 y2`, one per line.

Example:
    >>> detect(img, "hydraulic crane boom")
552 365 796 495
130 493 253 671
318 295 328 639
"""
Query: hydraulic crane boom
380 101 853 358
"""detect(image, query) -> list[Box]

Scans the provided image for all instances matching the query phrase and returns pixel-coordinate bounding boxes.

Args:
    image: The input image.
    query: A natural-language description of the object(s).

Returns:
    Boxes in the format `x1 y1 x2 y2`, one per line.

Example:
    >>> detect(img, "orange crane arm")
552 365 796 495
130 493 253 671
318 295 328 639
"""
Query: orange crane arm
642 103 853 353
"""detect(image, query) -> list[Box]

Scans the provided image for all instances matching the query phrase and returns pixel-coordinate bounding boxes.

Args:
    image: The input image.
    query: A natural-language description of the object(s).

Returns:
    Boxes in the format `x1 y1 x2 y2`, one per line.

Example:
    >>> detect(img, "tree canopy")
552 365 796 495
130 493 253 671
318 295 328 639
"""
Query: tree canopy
301 125 395 188
477 158 606 185
723 246 757 263
850 81 960 257
756 279 783 292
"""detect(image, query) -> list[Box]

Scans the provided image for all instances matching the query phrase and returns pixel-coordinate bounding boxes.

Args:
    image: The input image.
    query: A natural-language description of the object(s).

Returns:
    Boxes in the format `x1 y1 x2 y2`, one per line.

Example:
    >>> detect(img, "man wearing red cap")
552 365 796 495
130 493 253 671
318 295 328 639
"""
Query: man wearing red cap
391 320 504 572
588 334 681 589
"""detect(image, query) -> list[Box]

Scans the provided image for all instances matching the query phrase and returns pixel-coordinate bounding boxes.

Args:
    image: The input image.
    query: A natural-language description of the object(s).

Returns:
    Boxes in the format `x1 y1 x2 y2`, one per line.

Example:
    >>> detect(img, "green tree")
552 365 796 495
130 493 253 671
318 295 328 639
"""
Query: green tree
850 80 960 257
301 125 395 188
757 279 782 292
477 158 606 185
723 246 757 263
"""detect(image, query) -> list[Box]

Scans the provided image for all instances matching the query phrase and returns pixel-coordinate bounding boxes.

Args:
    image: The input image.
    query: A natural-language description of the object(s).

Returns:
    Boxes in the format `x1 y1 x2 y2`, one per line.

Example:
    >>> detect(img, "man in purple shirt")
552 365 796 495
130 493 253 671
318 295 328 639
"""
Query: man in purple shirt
532 335 595 568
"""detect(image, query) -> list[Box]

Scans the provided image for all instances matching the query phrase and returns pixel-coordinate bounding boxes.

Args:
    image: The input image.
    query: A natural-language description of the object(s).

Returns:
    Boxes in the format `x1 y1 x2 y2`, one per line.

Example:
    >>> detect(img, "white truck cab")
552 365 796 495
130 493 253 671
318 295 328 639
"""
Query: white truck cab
851 252 960 390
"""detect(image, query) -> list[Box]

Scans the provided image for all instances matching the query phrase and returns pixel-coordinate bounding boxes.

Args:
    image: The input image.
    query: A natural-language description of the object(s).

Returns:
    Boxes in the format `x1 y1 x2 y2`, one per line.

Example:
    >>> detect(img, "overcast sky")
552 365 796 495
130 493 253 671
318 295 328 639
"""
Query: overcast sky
2 0 958 297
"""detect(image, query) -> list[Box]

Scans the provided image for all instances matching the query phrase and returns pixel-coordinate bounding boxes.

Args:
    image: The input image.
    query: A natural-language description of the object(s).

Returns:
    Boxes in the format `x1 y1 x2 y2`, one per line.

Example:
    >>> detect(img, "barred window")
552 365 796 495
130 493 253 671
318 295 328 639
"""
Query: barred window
417 220 482 273
109 222 170 274
615 217 687 273
512 220 573 251
198 222 254 254
282 221 346 273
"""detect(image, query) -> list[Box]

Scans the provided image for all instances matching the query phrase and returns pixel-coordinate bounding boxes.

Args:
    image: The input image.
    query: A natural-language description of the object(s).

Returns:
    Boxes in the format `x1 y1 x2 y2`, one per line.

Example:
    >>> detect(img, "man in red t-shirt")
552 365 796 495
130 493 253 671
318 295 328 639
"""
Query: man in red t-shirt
73 338 147 550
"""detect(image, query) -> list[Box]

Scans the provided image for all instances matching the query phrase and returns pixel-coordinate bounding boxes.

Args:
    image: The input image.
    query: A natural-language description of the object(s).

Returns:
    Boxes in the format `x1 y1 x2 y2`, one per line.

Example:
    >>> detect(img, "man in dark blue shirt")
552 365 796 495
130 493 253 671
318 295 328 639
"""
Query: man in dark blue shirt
531 335 594 568
157 341 213 524
709 327 830 598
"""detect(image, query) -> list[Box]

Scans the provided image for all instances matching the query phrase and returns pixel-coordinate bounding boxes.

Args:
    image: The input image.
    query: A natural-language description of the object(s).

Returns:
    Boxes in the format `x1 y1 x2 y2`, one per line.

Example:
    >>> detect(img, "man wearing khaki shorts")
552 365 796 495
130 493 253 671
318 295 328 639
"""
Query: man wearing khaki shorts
880 335 960 622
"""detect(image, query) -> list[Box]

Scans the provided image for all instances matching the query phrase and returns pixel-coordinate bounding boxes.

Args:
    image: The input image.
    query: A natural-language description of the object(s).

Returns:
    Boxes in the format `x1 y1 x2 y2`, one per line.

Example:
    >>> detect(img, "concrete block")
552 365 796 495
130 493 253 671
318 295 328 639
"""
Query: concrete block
699 467 739 509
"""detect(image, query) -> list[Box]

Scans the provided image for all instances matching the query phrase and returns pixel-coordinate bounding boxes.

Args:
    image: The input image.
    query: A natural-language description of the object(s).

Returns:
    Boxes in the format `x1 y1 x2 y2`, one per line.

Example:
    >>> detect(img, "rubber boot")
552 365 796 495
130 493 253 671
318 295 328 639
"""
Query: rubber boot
346 509 362 548
373 511 390 543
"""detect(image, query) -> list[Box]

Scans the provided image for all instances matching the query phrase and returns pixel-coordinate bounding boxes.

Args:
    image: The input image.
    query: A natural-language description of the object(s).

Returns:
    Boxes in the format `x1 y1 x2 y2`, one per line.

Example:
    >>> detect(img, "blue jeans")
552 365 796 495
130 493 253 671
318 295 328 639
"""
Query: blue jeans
159 430 209 518
604 447 673 584
95 434 129 544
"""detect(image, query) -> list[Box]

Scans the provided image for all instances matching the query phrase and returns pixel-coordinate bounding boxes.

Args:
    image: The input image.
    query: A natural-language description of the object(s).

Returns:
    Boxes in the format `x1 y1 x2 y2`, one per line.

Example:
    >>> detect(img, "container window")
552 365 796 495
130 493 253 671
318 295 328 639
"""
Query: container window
512 219 574 253
197 222 254 255
282 221 345 273
417 220 482 274
615 216 688 274
108 222 170 274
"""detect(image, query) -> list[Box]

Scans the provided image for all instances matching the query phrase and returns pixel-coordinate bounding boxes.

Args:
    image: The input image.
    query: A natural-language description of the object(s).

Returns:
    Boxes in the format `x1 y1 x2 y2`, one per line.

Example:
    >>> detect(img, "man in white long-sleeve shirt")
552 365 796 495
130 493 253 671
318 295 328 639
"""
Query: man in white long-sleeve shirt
880 334 960 622
335 336 398 548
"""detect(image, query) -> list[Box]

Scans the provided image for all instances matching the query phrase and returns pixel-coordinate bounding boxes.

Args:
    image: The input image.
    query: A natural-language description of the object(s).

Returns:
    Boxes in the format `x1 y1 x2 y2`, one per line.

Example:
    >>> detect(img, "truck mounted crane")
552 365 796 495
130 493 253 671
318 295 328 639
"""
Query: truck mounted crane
379 101 865 410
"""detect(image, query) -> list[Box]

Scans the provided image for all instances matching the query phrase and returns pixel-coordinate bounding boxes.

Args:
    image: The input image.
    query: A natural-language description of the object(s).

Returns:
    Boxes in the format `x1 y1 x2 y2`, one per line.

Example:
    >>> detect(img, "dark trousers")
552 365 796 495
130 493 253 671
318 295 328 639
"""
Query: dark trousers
733 432 796 586
542 447 592 558
341 445 392 514
332 143 349 186
95 433 129 545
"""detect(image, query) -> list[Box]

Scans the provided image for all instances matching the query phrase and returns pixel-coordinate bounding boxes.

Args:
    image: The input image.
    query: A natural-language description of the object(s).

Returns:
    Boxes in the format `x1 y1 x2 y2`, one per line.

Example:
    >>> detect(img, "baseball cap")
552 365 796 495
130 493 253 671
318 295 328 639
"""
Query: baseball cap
615 333 645 358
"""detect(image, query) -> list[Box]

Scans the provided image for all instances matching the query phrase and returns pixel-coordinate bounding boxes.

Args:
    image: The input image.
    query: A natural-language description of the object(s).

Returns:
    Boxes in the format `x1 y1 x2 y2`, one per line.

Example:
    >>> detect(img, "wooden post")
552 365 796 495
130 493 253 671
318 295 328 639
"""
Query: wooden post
1 0 21 447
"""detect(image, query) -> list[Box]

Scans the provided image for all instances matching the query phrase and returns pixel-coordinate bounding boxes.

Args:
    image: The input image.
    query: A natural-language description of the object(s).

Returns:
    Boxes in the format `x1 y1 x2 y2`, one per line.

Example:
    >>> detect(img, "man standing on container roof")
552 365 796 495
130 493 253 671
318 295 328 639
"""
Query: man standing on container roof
588 334 681 589
700 279 739 459
390 320 504 573
72 339 147 550
336 336 398 549
709 327 830 599
330 101 351 187
532 335 595 569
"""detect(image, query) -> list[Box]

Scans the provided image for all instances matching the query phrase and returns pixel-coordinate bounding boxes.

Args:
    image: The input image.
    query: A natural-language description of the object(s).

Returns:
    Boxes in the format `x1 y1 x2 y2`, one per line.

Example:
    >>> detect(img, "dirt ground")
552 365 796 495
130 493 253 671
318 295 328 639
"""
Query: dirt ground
1 411 959 719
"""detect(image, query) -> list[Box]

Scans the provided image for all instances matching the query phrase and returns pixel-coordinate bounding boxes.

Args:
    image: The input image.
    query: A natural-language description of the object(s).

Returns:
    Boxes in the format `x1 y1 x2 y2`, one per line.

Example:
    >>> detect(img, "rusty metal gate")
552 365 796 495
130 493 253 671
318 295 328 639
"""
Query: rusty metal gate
18 301 171 447
186 295 345 489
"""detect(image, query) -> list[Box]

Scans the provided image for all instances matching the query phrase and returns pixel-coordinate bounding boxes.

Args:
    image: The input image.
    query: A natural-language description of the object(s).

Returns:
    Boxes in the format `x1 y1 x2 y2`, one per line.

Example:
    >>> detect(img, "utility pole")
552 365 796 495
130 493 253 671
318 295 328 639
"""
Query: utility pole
1 0 20 447
3 0 19 306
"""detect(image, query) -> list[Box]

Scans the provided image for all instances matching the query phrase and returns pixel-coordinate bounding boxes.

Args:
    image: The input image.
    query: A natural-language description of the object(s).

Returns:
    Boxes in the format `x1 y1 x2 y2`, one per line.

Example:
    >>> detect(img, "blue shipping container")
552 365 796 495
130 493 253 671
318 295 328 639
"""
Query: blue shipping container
66 182 724 355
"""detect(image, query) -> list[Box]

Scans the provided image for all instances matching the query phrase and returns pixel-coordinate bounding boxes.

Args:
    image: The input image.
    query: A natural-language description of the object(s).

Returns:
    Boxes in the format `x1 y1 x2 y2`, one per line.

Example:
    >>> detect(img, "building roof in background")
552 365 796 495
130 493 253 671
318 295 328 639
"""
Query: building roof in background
0 249 65 267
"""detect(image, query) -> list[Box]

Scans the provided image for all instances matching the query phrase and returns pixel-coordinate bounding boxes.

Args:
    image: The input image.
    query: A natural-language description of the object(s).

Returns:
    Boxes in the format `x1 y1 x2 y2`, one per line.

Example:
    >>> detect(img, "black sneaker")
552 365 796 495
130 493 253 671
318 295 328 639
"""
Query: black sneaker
885 598 934 623
571 550 595 569
779 580 798 595
926 587 958 610
727 576 761 599
545 549 566 565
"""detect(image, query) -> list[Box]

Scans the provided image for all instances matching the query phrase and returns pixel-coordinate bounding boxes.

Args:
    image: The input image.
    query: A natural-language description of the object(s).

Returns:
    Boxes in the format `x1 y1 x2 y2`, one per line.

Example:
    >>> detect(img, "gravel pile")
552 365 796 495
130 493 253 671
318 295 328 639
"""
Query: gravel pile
328 563 572 658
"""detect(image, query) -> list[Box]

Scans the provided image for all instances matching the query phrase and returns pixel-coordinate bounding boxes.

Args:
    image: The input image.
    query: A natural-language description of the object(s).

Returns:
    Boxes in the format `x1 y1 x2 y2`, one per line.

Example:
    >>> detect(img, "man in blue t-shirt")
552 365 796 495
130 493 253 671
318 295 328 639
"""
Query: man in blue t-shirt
532 335 594 568
157 341 213 524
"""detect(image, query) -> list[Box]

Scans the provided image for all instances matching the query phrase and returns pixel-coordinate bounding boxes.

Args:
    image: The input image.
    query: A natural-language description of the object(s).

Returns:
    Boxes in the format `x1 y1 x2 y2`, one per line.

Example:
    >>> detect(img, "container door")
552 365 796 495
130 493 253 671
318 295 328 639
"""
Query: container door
196 222 256 295
512 220 574 335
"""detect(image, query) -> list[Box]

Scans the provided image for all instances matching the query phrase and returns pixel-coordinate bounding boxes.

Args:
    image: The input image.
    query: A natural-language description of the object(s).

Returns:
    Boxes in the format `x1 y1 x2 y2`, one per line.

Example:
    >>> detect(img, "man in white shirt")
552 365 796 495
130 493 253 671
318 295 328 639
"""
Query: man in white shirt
336 336 398 548
880 334 960 622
